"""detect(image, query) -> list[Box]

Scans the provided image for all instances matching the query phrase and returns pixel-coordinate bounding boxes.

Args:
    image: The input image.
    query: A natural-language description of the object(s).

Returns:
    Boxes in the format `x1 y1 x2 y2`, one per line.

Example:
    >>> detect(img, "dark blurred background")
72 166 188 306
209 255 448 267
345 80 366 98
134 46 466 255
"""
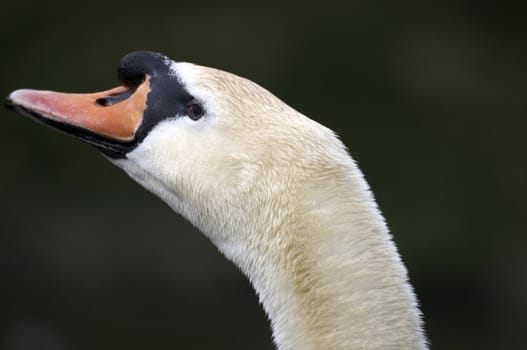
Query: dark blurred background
1 0 526 349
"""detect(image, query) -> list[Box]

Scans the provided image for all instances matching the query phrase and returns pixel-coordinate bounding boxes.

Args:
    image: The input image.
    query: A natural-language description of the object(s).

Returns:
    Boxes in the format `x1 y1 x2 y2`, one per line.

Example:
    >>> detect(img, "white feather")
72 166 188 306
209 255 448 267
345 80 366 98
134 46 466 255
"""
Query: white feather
112 60 427 350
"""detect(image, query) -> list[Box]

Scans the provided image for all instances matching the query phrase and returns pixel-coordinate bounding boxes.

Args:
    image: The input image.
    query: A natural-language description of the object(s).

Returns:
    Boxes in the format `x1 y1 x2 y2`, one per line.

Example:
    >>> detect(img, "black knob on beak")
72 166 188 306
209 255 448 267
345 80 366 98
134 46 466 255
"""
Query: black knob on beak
117 51 170 87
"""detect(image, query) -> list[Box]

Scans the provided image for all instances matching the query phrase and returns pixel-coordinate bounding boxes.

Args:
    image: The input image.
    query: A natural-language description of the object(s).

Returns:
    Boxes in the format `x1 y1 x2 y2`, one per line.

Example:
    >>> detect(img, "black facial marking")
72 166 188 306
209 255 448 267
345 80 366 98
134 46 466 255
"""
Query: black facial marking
118 51 196 147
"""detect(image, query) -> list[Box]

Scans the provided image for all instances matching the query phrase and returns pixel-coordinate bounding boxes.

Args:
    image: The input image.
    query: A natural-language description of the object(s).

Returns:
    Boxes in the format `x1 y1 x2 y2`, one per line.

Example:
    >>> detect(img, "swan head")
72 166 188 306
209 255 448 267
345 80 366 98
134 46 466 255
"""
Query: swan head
6 51 348 247
6 51 428 349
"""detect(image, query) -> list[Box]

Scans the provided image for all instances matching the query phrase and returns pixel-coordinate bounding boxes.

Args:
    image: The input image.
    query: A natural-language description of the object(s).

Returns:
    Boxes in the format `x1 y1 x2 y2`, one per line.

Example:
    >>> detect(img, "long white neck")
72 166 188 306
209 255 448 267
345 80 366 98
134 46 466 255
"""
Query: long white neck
116 151 427 350
217 164 426 350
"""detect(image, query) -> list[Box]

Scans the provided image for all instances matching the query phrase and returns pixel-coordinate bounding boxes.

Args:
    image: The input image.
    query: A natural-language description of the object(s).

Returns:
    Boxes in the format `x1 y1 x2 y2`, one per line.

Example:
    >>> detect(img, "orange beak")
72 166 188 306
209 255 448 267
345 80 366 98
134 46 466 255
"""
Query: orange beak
6 77 150 154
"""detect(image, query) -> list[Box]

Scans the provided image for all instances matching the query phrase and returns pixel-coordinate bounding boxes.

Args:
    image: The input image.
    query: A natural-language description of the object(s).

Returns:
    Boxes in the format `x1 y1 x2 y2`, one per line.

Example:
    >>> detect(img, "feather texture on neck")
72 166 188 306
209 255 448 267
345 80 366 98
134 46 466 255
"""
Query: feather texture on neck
112 61 427 350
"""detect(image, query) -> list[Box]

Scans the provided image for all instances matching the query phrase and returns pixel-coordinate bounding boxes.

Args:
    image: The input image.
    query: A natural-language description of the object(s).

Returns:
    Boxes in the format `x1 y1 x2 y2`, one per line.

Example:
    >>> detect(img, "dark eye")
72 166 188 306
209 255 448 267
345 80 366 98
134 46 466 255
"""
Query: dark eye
187 100 204 121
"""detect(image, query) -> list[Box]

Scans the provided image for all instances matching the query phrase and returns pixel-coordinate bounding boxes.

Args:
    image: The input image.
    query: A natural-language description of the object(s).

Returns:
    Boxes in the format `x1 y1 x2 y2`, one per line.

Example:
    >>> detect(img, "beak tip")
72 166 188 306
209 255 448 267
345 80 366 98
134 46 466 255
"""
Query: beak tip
6 89 33 109
5 90 24 111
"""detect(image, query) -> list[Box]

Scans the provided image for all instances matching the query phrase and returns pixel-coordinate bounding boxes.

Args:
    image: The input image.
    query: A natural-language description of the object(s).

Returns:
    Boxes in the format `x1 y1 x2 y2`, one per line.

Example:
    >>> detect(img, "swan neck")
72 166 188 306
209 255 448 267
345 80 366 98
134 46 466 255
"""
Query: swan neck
220 173 427 350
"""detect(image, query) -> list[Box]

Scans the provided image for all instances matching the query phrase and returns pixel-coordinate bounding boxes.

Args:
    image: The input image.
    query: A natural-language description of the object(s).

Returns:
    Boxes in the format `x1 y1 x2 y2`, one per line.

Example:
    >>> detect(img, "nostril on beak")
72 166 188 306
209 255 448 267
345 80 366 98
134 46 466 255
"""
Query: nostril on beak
95 89 134 107
96 97 111 106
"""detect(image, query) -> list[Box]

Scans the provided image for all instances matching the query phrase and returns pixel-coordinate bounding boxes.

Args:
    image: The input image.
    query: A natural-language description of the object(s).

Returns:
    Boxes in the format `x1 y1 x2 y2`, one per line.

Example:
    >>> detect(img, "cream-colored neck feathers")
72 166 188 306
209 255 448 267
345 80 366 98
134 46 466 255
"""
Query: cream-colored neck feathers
112 61 427 349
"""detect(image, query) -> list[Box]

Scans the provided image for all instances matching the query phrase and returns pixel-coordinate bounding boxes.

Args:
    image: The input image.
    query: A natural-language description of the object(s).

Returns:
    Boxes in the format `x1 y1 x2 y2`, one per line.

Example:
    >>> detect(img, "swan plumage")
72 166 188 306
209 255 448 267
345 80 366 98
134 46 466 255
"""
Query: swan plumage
6 51 427 349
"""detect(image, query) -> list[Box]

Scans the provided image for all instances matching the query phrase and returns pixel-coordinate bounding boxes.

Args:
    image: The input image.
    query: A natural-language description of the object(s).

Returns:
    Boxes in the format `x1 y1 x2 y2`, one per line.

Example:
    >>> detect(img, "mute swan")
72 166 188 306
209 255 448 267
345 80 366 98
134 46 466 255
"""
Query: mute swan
6 51 427 349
